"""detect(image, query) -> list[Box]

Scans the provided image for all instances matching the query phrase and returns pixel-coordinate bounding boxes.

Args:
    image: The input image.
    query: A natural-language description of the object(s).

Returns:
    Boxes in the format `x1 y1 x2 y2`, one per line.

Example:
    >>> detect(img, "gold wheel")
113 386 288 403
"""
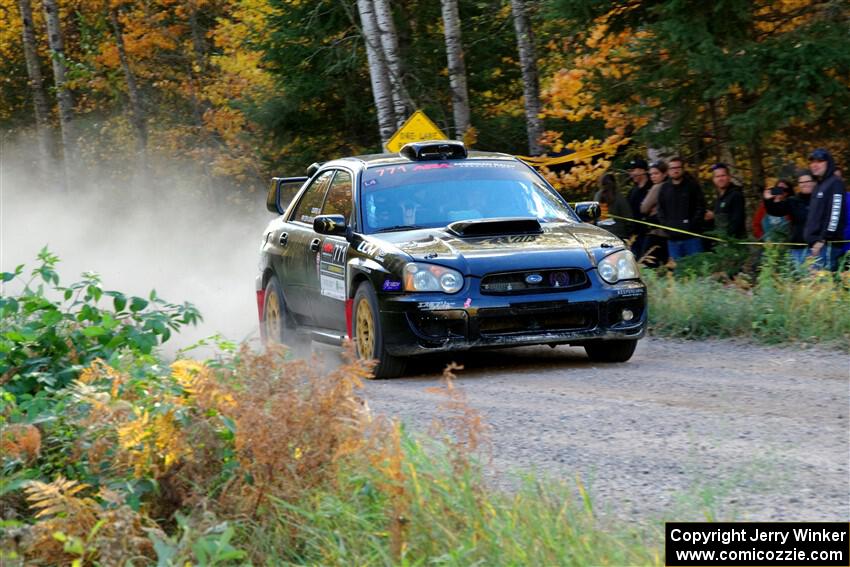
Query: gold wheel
355 297 375 359
264 289 282 343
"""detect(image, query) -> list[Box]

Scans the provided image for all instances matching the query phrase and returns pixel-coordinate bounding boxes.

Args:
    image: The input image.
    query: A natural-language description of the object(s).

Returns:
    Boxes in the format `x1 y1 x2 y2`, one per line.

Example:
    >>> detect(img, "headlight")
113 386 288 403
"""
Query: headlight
403 263 464 293
597 250 640 284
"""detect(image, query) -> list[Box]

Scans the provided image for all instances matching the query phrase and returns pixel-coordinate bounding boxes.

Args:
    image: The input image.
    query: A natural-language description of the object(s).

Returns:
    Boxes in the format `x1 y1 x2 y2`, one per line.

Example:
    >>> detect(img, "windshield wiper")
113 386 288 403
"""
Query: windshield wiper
374 225 424 233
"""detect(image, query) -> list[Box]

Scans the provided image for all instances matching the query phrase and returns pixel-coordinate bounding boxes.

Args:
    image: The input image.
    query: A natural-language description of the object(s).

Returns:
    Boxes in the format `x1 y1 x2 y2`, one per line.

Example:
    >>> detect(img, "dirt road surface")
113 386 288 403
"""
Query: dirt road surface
328 337 849 522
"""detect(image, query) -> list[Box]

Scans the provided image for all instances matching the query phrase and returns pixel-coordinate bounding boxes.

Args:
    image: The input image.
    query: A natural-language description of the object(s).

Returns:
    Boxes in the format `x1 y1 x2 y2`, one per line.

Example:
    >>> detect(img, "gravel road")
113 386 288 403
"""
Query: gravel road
327 337 850 522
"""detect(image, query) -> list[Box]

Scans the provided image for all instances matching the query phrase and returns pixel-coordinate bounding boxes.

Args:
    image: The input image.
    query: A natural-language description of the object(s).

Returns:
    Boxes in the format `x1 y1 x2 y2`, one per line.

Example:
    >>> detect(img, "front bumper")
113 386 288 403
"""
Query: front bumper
378 276 647 357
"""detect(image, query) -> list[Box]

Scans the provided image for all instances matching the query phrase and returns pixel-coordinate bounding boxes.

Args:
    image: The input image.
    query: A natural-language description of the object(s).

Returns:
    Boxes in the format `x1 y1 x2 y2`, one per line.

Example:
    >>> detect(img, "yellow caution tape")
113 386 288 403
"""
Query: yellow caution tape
602 214 850 248
516 147 608 167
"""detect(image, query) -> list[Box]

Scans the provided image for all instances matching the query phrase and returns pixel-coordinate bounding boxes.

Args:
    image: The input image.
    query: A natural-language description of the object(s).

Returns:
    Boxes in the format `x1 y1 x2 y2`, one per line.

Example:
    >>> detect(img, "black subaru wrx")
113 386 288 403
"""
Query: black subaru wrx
257 140 646 377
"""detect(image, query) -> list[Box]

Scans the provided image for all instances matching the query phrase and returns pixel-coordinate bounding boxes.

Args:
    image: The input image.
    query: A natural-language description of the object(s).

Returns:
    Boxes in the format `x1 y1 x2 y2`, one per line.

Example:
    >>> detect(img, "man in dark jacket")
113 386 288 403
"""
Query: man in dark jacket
657 157 706 259
764 170 815 265
805 148 847 270
704 163 746 239
626 158 652 255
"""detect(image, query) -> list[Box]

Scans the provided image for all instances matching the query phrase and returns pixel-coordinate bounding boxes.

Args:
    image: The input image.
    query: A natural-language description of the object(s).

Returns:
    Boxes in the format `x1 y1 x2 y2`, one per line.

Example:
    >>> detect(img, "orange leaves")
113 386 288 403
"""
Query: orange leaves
1 423 42 463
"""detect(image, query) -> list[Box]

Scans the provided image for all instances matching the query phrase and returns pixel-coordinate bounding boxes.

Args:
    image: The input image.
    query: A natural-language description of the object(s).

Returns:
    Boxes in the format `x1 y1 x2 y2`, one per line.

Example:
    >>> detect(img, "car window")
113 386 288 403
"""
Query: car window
291 171 334 225
360 160 577 233
322 170 353 221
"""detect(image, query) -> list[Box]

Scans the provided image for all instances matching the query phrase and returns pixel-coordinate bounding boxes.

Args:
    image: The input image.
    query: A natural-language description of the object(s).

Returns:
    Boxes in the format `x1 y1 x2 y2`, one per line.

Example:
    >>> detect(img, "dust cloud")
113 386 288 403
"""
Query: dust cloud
1 133 278 358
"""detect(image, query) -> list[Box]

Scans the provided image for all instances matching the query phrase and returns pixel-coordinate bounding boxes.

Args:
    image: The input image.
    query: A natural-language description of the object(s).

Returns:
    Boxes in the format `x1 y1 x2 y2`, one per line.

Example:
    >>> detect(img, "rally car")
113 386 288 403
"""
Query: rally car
257 140 646 377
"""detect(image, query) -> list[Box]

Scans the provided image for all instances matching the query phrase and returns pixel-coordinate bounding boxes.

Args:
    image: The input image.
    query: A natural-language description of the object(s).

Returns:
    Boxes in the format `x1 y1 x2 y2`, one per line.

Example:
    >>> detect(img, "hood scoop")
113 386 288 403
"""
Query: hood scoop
447 217 543 238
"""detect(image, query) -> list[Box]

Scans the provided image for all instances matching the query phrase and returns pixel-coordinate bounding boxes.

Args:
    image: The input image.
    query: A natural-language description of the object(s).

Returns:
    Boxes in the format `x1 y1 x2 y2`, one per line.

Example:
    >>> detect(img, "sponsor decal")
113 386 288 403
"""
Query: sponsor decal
616 288 644 297
413 163 452 171
319 241 348 301
320 275 346 300
463 297 472 308
417 301 453 311
382 279 402 291
356 241 386 261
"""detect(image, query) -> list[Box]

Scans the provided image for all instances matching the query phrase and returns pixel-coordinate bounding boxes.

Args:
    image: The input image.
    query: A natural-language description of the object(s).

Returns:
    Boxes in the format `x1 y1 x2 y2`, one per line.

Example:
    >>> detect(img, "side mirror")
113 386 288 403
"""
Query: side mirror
313 214 348 236
266 177 308 214
574 201 601 223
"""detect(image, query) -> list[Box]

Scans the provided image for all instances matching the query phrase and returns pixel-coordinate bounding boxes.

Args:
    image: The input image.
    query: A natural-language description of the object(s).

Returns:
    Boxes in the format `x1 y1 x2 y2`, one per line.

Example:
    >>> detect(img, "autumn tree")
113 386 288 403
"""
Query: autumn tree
549 0 850 190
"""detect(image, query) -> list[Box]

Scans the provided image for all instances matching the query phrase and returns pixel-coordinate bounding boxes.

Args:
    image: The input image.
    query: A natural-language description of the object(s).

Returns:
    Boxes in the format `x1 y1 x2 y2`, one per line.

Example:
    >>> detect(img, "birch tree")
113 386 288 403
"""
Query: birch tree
356 0 395 147
41 0 77 181
510 0 543 155
108 6 147 169
373 0 406 127
439 0 470 140
17 0 52 172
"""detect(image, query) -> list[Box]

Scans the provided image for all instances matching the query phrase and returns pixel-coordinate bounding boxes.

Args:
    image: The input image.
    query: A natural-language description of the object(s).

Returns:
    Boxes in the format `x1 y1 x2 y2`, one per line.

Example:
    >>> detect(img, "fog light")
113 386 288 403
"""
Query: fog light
621 309 634 322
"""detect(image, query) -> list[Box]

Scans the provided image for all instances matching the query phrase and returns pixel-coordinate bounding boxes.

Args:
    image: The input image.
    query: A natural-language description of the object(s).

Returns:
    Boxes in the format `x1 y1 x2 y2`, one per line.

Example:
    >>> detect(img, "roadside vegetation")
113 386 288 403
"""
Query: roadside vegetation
1 251 660 565
643 246 850 351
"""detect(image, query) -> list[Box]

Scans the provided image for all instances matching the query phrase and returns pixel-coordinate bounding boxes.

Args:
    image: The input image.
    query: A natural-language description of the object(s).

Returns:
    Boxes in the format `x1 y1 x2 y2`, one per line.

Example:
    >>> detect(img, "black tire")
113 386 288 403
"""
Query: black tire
262 275 304 350
353 282 407 378
584 339 638 363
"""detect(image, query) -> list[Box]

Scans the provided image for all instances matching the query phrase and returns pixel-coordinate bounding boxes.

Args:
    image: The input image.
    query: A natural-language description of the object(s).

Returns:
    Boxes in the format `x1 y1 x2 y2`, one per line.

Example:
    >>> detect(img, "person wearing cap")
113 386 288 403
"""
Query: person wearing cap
804 148 847 270
657 156 706 260
626 157 652 255
704 163 746 239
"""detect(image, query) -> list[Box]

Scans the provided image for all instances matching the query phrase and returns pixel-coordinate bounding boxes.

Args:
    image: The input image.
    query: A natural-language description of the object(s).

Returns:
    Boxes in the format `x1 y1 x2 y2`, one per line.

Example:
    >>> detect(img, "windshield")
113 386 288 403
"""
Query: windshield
360 160 577 233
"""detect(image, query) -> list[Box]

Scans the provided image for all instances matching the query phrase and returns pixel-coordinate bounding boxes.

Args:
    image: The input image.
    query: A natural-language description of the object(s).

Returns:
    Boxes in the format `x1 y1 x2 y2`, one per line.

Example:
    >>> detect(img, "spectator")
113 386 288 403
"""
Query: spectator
625 158 652 255
753 179 793 242
764 171 816 266
638 160 670 267
805 148 847 270
657 157 706 260
593 173 633 240
704 163 746 239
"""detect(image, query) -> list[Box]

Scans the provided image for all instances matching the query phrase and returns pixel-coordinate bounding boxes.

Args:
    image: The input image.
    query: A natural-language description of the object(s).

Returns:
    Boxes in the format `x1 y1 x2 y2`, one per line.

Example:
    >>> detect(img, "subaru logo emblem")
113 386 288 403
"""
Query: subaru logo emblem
525 273 543 284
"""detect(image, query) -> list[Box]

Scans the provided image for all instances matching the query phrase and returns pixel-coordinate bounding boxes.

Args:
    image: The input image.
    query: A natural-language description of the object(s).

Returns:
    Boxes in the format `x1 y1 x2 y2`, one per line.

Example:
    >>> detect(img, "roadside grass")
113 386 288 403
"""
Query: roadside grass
643 249 850 351
1 251 662 565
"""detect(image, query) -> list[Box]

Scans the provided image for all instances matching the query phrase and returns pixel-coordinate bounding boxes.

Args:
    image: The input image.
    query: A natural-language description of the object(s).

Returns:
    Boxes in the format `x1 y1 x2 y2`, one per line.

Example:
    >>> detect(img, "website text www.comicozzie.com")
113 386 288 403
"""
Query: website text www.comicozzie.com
665 522 850 566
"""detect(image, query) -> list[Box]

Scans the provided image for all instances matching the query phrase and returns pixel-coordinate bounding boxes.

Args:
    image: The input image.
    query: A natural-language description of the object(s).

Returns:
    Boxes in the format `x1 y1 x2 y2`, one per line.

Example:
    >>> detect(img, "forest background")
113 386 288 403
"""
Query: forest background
2 0 849 201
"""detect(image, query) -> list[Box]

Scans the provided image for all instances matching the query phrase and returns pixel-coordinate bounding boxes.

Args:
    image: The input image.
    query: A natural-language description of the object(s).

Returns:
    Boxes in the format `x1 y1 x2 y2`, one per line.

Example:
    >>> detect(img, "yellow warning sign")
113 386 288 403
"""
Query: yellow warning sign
385 110 448 153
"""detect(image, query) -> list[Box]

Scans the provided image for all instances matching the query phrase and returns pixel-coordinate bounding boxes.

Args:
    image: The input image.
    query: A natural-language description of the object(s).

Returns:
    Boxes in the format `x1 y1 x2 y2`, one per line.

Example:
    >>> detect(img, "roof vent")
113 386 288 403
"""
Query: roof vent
400 140 467 161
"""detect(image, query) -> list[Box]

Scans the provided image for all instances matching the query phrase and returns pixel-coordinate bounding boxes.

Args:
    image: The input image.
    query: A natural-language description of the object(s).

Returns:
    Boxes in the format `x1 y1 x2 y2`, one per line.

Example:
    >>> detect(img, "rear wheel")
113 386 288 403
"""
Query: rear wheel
584 339 638 363
353 282 407 378
263 275 303 349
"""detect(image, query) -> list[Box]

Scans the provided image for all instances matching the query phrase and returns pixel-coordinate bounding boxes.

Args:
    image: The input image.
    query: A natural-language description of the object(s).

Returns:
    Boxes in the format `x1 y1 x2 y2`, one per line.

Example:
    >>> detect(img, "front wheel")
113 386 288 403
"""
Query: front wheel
584 339 638 363
353 282 407 378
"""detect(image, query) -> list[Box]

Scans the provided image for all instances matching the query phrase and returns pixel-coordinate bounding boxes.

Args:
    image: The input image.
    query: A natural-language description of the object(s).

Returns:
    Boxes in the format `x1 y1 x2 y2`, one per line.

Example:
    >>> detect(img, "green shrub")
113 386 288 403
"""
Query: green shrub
0 248 201 400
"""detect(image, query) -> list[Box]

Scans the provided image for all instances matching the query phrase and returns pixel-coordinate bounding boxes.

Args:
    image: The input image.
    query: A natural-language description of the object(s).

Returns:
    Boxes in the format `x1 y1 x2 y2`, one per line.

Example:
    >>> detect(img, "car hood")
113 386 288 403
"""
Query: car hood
374 222 624 276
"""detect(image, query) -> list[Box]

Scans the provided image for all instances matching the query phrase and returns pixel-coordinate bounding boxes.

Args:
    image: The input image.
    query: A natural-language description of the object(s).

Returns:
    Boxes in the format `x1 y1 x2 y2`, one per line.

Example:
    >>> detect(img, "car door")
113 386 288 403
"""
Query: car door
277 170 334 323
311 169 354 331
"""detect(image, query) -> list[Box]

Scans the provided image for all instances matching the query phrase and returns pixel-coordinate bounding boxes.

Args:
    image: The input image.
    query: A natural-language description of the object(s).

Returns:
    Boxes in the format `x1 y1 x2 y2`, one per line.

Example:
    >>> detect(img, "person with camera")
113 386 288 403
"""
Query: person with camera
754 179 793 242
763 171 815 266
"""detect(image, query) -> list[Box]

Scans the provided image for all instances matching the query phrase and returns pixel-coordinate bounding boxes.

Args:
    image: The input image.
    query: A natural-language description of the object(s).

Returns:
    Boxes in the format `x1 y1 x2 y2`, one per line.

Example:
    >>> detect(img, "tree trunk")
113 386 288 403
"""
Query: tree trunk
42 0 77 184
439 0 471 140
17 0 52 174
356 0 395 147
373 0 407 127
510 0 543 155
747 137 766 195
109 7 147 170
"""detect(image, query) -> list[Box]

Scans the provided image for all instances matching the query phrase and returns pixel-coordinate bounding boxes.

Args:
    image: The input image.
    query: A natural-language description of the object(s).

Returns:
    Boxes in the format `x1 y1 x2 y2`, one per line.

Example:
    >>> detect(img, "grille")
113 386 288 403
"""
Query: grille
480 268 588 295
477 302 597 335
